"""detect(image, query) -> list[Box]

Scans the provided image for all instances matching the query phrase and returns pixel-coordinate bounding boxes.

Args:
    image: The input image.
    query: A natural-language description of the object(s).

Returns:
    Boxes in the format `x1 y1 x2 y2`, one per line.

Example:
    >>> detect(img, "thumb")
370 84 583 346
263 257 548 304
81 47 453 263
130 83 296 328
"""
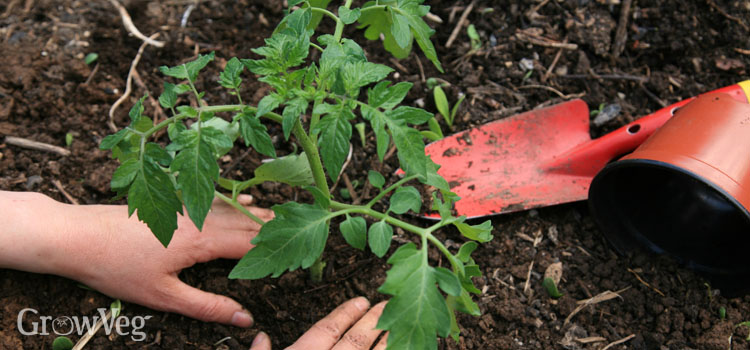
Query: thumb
165 278 254 327
250 331 271 350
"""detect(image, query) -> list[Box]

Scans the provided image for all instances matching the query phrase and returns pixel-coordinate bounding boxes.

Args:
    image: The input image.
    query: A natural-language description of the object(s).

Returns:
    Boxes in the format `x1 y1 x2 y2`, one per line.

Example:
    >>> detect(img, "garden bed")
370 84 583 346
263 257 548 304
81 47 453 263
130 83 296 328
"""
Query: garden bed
1 0 750 349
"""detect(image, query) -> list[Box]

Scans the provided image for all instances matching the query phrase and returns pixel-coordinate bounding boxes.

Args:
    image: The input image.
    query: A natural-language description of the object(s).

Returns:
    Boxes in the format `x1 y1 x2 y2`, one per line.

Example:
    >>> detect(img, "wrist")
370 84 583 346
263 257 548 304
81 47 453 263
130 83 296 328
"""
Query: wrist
0 191 72 275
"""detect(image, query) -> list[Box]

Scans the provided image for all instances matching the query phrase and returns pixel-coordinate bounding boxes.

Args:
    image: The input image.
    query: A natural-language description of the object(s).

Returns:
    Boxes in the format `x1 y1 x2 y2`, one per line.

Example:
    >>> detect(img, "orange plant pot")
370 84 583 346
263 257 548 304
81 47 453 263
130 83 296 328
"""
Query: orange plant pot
589 92 750 293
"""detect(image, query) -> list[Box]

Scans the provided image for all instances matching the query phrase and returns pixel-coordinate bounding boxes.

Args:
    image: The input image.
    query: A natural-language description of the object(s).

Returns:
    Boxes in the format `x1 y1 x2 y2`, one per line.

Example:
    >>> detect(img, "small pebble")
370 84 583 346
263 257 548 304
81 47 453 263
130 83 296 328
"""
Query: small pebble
592 104 622 127
519 58 534 71
25 175 43 190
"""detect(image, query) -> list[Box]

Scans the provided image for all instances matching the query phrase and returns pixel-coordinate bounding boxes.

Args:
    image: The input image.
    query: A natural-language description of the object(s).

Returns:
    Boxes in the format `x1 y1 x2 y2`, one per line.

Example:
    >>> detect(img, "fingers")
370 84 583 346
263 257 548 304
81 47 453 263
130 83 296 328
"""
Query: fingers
287 297 370 350
163 278 254 328
236 194 254 206
372 332 388 350
250 332 271 350
331 301 386 350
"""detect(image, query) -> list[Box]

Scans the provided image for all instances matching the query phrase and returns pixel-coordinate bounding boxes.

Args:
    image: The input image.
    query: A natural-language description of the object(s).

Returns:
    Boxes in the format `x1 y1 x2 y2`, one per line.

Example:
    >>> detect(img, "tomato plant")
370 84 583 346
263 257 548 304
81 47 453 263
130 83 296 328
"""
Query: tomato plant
101 1 493 349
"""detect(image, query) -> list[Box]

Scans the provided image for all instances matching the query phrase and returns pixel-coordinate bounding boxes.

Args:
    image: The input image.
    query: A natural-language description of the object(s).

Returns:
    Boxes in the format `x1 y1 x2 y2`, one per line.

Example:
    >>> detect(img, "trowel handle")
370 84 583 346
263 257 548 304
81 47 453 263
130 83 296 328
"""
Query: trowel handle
549 82 750 177
601 81 750 159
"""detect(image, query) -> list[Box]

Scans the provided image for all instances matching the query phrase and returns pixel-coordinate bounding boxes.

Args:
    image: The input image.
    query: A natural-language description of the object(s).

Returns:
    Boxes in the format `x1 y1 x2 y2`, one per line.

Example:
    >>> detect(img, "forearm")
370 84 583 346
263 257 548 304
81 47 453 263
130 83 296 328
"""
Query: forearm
0 191 72 275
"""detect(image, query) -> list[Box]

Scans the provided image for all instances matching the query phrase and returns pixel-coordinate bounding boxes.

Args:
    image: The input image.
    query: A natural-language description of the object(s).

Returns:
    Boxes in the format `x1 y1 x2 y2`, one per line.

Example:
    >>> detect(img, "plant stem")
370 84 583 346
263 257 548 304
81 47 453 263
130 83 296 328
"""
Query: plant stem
333 0 354 42
310 7 340 24
292 119 330 197
215 191 266 225
367 174 420 208
140 105 283 139
330 201 426 237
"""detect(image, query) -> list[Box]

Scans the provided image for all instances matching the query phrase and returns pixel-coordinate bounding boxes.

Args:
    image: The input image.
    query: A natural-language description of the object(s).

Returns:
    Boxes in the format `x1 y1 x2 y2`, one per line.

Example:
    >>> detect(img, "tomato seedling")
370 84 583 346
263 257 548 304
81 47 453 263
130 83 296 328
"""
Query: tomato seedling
101 2 492 349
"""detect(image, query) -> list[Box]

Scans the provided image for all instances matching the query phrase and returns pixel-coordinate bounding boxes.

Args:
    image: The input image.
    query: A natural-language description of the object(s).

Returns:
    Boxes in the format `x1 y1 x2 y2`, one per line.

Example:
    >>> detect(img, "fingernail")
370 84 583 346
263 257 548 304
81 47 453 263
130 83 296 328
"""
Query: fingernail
252 332 268 347
231 310 253 327
353 297 370 311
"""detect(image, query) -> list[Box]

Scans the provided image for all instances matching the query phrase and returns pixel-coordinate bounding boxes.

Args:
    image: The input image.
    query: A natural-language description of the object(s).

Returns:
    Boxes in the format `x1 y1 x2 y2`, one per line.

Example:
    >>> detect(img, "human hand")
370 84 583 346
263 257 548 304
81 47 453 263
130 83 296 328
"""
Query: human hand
249 297 388 350
0 192 274 327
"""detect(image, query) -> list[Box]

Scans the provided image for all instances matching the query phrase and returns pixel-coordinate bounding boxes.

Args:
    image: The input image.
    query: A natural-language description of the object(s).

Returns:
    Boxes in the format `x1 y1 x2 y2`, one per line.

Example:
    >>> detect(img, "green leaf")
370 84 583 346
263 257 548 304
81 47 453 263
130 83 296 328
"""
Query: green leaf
403 7 443 72
144 142 172 166
286 7 312 35
167 121 187 141
257 93 284 117
169 130 219 231
100 129 129 150
159 82 178 109
388 186 421 214
377 243 451 350
239 111 276 158
338 6 361 24
368 170 385 189
542 277 563 298
288 0 305 6
434 86 450 119
340 215 367 250
84 53 98 65
358 2 413 59
219 57 244 90
368 220 393 258
128 95 147 122
368 81 413 110
390 125 429 177
456 241 478 262
387 106 434 125
160 52 215 82
111 158 139 190
313 110 352 181
304 185 330 209
200 125 234 158
390 12 412 48
230 202 330 279
434 267 462 296
282 97 308 140
454 220 494 243
254 153 314 186
341 61 393 95
128 159 182 247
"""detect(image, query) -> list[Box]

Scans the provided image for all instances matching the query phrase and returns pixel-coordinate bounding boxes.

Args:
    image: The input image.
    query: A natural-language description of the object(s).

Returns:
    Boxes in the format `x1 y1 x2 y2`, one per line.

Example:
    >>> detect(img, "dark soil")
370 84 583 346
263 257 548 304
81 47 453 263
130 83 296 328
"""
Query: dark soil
2 0 750 349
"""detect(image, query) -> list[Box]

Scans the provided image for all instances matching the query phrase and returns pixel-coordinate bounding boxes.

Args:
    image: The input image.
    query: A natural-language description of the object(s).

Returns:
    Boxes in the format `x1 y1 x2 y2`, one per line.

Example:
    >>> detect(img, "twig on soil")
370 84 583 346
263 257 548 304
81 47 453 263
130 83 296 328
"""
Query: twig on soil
181 3 197 28
515 29 578 50
0 0 20 18
445 0 475 48
414 53 426 83
107 0 166 47
388 58 409 74
71 308 114 350
52 179 79 205
523 260 535 295
599 334 635 350
83 62 100 85
564 287 630 326
706 0 749 31
639 83 668 108
542 38 567 82
557 73 648 83
342 173 361 204
517 84 583 100
576 336 606 344
424 12 443 24
735 48 750 55
4 136 71 156
108 33 160 133
330 144 354 193
627 268 665 296
610 0 633 62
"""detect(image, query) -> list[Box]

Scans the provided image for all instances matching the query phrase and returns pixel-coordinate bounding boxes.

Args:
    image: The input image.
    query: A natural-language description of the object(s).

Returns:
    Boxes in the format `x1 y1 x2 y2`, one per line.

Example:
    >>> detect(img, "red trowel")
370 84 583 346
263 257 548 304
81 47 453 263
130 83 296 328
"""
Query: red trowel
424 81 750 219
